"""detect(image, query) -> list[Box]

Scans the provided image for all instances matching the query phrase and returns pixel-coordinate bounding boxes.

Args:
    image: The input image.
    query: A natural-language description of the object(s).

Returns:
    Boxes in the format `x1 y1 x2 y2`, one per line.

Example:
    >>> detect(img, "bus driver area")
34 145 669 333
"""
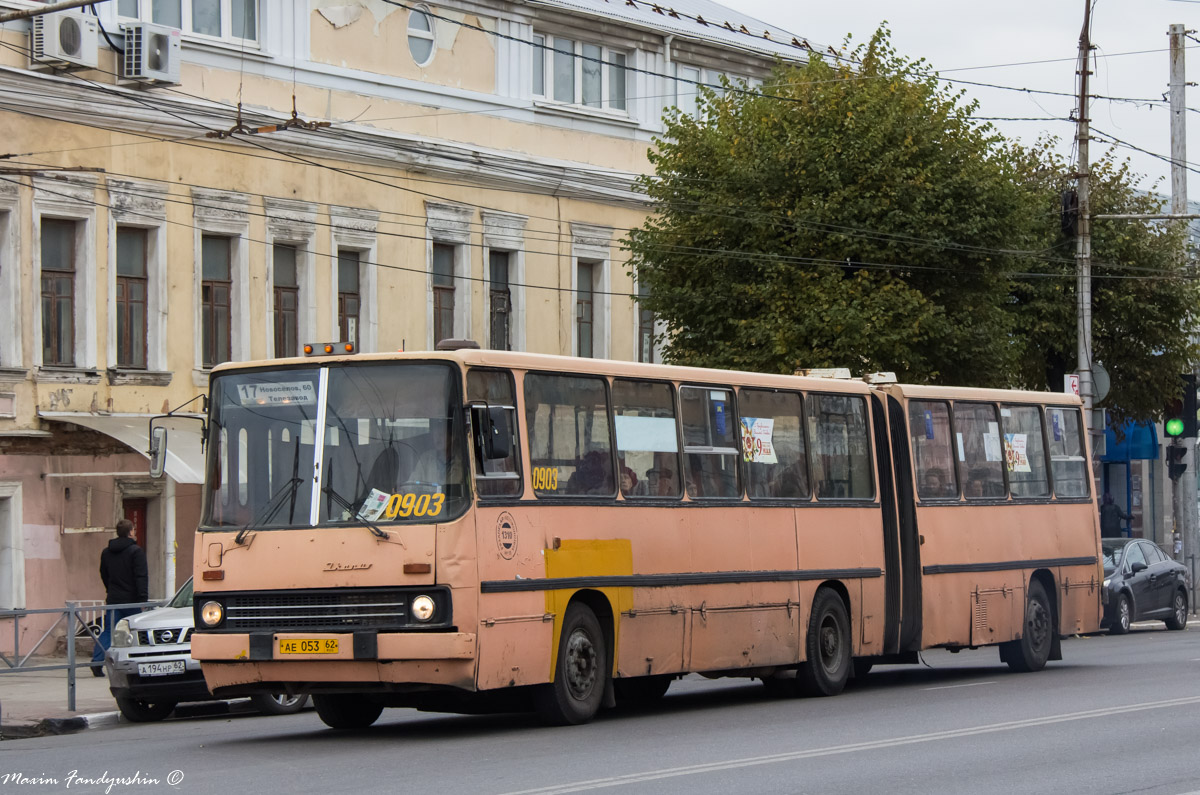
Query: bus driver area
184 349 1102 728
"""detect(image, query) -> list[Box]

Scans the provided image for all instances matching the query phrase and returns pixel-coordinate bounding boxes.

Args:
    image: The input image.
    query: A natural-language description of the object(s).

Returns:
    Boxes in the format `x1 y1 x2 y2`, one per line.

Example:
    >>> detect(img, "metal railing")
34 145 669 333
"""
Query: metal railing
0 600 161 711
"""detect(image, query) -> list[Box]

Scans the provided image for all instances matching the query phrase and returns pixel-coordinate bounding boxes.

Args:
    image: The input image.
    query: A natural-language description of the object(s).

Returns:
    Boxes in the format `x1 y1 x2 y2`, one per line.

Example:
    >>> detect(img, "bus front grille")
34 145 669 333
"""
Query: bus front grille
223 589 410 631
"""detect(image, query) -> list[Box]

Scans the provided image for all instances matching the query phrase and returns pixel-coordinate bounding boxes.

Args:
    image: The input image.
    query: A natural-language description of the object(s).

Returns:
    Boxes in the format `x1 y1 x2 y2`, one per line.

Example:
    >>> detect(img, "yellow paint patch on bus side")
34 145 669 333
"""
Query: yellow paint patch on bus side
544 539 633 680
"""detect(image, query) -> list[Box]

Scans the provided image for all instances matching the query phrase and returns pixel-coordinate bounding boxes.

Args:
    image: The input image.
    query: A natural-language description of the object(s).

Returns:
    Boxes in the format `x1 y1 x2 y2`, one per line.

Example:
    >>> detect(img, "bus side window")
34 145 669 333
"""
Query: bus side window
806 393 873 500
952 402 1006 499
908 400 958 500
467 369 522 498
524 373 614 497
740 388 809 500
612 379 681 498
1000 405 1050 499
1046 407 1089 498
680 386 740 499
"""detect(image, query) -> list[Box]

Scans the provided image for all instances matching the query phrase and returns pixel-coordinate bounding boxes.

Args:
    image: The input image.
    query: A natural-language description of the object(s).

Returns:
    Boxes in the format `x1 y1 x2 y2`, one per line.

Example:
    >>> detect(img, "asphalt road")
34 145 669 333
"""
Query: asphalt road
3 624 1199 795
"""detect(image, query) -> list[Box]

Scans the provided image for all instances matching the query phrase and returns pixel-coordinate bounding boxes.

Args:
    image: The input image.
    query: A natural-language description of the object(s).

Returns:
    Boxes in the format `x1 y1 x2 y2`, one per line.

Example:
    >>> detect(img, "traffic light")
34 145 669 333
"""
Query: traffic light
1167 444 1187 481
1164 373 1198 439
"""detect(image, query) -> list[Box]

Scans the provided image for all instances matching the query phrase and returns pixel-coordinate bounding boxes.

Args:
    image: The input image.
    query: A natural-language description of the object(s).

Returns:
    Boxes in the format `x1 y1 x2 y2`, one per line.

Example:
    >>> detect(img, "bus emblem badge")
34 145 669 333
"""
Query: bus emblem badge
496 512 518 560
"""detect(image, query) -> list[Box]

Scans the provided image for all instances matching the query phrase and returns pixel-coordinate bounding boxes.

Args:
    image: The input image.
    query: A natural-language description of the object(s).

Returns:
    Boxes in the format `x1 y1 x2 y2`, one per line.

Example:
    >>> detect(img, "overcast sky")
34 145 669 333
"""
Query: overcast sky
721 0 1199 203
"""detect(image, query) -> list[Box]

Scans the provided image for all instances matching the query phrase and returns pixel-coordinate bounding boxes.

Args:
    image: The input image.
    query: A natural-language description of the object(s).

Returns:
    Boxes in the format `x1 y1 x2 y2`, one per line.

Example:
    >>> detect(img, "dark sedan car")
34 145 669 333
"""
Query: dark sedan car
1102 539 1190 635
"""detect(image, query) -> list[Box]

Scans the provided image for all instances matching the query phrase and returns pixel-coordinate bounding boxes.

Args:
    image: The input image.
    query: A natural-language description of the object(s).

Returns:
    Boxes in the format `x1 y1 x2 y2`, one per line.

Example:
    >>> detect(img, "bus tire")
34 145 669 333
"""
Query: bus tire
313 694 383 729
796 588 851 697
1004 579 1053 673
535 602 607 725
613 675 672 708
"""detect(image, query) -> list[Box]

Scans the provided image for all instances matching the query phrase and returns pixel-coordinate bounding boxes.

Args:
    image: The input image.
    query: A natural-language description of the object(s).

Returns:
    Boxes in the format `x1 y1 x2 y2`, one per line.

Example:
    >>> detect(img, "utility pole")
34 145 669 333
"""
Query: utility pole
1076 1 1099 471
1169 23 1198 594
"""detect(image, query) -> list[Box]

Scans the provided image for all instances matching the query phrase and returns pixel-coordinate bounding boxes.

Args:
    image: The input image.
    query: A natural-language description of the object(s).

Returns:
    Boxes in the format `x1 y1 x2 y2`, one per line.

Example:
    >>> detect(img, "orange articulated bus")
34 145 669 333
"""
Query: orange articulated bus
187 349 1101 728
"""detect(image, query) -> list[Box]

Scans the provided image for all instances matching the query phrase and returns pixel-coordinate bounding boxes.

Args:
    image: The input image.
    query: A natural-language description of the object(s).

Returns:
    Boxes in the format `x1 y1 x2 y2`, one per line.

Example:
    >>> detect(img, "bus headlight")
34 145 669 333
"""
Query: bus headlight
111 619 134 648
411 595 436 622
200 600 224 627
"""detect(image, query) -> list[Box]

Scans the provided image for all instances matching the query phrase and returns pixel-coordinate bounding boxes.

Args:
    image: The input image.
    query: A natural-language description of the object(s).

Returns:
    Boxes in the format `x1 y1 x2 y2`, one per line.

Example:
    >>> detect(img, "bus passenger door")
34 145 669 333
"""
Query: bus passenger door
869 394 902 655
885 394 923 651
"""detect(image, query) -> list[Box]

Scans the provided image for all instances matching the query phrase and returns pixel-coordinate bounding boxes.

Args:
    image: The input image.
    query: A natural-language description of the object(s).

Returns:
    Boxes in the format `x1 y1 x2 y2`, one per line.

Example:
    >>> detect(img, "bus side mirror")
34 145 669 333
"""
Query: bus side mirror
148 426 168 479
473 405 513 461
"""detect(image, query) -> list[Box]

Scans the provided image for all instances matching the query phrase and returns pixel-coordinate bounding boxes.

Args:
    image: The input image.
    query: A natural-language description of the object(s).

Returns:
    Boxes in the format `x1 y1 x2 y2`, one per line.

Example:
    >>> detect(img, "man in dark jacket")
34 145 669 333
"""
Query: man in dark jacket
1099 492 1132 538
91 519 148 675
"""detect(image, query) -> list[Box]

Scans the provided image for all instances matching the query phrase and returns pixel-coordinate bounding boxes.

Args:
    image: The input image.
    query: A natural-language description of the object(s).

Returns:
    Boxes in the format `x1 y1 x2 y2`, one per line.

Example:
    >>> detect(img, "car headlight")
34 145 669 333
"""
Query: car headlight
411 595 436 622
111 619 134 648
199 600 224 627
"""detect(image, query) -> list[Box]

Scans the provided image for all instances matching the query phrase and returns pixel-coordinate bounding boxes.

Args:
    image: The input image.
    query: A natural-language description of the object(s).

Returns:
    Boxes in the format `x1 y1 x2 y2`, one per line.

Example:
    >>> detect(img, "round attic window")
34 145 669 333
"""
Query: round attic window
408 8 435 66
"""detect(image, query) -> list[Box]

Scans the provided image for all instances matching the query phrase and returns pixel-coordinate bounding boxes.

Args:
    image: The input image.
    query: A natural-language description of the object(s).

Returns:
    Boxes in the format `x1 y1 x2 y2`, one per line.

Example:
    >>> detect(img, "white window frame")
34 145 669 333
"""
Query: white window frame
425 202 473 349
533 33 629 114
0 181 20 370
192 188 250 385
632 272 665 365
114 0 260 45
107 179 169 375
481 211 528 352
32 176 99 374
570 222 612 359
407 5 436 66
674 64 749 116
329 206 379 354
0 482 24 610
263 198 317 359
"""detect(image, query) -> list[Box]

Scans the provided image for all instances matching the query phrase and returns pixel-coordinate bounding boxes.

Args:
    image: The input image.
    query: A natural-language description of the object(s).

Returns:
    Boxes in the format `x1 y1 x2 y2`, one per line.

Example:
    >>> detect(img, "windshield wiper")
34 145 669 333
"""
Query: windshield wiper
234 443 304 545
323 482 389 539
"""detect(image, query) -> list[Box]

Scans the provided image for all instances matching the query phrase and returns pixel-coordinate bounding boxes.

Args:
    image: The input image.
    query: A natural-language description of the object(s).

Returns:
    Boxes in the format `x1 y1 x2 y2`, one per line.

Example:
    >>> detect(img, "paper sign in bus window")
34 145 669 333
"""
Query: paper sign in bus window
236 381 316 407
984 423 1002 462
1004 433 1031 473
740 417 778 464
614 415 679 453
357 488 390 522
924 410 935 440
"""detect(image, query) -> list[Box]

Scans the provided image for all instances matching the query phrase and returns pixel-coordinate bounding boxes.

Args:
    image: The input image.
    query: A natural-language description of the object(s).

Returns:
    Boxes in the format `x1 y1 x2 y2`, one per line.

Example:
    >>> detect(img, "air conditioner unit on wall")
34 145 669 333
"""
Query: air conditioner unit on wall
30 11 99 71
120 22 182 86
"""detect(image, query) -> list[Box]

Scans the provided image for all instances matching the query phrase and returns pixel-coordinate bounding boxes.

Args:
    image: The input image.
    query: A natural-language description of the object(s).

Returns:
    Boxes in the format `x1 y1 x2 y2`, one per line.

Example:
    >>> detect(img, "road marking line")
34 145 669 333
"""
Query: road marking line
922 681 996 691
499 695 1200 795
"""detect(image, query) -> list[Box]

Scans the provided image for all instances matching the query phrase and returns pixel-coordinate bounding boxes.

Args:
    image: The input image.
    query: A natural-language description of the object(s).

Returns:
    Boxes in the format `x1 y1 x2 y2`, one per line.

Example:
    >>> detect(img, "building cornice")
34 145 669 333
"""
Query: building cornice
0 66 647 207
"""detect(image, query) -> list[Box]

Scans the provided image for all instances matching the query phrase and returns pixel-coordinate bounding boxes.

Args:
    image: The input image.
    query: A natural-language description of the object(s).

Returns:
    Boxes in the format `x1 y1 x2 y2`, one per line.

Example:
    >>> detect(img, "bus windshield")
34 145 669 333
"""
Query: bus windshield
202 362 468 529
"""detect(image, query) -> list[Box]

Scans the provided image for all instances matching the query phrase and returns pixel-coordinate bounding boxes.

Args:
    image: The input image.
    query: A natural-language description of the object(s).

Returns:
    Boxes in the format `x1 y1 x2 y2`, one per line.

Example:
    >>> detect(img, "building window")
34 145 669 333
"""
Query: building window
674 65 747 117
533 35 627 112
273 244 299 358
201 234 231 368
117 0 256 42
489 251 511 351
432 243 455 344
408 6 434 65
637 282 655 364
115 227 148 369
576 261 595 358
337 249 360 349
40 218 77 367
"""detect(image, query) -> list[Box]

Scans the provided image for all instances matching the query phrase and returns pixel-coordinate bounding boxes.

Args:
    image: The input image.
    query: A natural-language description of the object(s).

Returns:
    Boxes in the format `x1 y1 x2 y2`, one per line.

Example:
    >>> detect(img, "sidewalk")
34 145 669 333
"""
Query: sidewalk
0 660 120 739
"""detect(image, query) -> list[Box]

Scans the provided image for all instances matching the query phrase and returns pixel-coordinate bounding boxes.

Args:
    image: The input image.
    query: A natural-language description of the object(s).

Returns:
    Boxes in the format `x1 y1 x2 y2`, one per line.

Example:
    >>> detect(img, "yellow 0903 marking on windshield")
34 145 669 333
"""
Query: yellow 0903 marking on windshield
383 492 445 519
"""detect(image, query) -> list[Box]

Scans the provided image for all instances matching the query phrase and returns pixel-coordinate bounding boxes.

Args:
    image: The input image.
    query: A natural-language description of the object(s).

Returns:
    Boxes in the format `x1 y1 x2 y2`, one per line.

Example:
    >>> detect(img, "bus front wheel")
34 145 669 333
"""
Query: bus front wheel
796 589 851 697
313 694 383 729
536 602 607 725
1003 579 1053 673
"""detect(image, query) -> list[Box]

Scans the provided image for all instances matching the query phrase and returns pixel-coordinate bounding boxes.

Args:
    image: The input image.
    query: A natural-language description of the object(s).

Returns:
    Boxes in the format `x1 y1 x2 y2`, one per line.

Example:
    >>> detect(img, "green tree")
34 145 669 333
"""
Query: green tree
628 28 1029 385
1008 143 1200 423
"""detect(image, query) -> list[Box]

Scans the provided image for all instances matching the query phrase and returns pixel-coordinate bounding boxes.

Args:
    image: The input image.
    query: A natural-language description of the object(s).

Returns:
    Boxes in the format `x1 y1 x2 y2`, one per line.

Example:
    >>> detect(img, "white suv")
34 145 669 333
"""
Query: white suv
105 578 308 722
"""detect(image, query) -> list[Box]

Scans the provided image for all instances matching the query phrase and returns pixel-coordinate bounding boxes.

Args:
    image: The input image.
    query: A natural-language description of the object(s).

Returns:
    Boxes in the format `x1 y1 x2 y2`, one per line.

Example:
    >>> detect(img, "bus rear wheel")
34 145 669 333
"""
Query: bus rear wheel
1003 579 1053 673
313 694 383 729
796 589 851 697
535 602 607 725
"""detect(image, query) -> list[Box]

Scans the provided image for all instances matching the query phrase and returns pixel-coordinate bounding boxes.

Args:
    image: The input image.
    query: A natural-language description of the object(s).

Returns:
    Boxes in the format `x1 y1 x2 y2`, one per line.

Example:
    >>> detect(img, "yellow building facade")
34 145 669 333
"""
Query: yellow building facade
0 0 802 638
